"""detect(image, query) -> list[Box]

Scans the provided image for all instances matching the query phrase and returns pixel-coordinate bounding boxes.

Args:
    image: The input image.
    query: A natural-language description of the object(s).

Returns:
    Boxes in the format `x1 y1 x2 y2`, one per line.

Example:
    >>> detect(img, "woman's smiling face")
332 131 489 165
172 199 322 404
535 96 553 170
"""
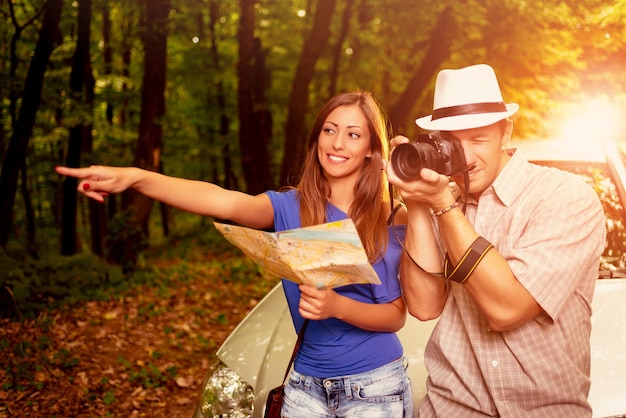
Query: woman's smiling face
317 104 372 183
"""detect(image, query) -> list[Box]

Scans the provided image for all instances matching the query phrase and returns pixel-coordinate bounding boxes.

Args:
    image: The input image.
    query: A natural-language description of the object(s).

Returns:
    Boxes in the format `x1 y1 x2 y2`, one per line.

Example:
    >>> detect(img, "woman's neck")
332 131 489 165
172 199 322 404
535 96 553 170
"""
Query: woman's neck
328 182 355 214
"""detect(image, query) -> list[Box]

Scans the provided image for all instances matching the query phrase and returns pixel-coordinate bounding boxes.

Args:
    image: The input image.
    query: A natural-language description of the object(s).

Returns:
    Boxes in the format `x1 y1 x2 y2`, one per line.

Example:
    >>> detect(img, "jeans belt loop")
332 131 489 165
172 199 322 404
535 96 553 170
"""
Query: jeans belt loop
343 376 353 399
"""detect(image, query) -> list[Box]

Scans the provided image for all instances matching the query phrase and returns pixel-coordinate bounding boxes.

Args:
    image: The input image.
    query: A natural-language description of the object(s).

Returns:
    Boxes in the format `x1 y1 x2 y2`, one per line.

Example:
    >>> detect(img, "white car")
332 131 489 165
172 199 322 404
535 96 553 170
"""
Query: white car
194 139 626 418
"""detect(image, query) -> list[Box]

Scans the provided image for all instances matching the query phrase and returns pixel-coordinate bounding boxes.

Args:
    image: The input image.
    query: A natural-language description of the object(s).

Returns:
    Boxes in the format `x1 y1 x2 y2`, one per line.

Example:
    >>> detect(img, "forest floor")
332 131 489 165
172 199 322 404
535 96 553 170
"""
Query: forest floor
0 242 278 417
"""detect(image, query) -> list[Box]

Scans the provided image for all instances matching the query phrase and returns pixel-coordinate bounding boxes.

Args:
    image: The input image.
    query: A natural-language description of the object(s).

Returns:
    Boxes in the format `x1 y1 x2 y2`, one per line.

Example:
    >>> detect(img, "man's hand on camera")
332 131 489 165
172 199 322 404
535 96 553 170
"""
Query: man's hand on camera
386 136 453 210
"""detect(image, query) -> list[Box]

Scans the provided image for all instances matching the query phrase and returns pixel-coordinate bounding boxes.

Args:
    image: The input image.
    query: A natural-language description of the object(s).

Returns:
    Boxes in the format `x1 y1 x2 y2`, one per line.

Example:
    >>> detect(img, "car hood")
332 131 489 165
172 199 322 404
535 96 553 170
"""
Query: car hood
589 278 626 417
216 283 294 401
217 279 626 417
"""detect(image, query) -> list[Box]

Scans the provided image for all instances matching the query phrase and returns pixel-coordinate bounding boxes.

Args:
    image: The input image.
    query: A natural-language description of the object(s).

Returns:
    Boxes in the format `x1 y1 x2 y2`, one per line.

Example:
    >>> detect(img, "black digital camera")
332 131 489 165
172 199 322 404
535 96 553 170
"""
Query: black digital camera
390 131 467 181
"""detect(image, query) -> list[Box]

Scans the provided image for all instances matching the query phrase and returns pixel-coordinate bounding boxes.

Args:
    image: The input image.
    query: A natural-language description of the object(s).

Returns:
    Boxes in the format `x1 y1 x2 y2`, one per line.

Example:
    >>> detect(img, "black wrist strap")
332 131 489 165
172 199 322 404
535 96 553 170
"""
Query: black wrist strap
444 236 493 283
280 319 309 385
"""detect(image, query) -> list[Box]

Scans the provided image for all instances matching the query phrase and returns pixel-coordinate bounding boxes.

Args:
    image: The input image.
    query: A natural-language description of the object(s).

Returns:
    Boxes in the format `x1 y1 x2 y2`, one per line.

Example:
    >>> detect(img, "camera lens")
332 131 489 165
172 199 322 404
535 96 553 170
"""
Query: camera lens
391 142 439 182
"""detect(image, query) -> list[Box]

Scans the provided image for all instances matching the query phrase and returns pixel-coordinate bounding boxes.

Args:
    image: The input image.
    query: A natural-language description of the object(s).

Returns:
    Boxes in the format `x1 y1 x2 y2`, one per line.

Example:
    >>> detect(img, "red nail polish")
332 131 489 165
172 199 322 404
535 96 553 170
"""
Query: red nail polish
83 183 90 190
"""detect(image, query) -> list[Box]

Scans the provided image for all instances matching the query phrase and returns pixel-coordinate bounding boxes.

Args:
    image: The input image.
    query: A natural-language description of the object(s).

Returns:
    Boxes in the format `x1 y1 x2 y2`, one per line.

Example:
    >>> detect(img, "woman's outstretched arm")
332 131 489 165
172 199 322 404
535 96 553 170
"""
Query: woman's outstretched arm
55 165 275 229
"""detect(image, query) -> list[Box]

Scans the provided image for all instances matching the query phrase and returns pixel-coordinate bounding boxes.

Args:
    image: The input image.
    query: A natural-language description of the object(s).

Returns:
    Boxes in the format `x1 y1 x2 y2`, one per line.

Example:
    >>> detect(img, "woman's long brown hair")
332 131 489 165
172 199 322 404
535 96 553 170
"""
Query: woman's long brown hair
295 91 390 263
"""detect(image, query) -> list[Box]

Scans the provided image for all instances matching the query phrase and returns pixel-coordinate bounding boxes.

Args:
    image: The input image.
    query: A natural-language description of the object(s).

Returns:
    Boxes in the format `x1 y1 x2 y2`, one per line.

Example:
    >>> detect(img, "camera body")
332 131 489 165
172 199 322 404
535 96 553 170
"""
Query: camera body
390 131 467 181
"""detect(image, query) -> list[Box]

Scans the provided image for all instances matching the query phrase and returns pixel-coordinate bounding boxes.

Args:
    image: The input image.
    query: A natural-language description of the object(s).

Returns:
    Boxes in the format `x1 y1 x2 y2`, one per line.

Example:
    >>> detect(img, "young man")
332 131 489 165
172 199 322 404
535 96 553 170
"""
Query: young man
388 64 606 417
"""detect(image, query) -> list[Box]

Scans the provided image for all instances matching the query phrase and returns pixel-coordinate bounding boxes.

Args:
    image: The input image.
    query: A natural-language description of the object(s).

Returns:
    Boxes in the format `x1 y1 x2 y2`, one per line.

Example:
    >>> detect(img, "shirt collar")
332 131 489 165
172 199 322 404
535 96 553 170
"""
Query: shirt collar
484 148 530 207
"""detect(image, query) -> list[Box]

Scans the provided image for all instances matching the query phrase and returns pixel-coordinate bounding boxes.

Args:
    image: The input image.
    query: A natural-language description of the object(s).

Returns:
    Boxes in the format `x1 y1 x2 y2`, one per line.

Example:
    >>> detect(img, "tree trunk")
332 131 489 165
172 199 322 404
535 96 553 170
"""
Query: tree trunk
88 200 106 256
61 0 95 256
118 8 135 127
328 0 355 97
236 0 255 190
388 7 457 134
252 39 273 184
101 0 114 124
279 0 337 186
237 0 272 194
114 0 170 269
208 0 235 190
158 160 170 237
97 4 135 247
0 0 63 248
20 159 38 257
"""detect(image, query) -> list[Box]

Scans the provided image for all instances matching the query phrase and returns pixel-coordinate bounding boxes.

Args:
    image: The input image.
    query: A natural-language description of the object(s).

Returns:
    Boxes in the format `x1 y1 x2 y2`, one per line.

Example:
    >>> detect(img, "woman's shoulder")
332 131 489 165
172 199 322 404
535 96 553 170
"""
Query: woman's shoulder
266 188 299 201
266 188 302 231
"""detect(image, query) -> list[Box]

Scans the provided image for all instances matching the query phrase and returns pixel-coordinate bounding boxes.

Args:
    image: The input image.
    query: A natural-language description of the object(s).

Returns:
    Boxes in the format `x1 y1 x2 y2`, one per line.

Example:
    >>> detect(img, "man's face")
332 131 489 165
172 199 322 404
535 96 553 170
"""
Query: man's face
448 121 511 196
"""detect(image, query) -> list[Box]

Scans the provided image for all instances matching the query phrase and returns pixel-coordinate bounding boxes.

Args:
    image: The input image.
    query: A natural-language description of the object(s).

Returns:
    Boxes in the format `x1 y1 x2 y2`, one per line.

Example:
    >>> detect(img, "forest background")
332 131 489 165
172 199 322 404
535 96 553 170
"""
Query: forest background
1 0 626 416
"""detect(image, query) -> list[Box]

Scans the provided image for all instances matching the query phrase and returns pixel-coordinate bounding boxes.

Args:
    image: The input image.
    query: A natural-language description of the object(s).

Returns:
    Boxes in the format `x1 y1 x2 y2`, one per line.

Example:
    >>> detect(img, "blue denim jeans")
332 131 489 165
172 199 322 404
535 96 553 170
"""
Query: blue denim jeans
281 356 413 417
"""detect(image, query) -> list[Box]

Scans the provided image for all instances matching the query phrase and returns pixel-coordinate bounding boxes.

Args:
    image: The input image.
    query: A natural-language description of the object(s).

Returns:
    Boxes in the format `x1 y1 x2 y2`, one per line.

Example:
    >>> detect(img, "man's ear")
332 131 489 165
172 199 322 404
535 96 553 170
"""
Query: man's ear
501 119 513 149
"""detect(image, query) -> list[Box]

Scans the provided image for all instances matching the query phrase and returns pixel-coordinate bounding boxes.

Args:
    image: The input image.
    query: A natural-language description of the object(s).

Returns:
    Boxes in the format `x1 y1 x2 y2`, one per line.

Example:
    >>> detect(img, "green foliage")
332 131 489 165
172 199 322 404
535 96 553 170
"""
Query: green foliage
0 221 277 415
4 0 626 311
105 209 148 273
0 315 81 393
102 390 116 406
0 248 123 320
53 348 80 369
0 221 266 321
84 376 118 407
118 356 177 389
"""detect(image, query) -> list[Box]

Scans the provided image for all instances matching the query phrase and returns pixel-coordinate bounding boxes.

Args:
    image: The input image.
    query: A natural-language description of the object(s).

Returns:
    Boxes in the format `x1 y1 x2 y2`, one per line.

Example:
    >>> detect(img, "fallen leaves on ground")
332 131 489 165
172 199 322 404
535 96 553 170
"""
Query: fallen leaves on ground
0 253 278 417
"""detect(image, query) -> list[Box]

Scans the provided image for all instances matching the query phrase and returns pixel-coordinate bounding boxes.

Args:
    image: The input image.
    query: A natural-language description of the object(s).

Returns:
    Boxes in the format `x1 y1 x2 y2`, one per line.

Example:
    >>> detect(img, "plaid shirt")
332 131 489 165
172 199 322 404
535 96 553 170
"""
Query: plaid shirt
419 150 606 417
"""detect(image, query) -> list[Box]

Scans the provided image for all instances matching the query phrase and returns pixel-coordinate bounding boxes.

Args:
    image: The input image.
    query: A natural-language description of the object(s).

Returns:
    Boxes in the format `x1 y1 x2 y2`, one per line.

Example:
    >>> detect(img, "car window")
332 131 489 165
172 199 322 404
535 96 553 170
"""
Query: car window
531 160 626 272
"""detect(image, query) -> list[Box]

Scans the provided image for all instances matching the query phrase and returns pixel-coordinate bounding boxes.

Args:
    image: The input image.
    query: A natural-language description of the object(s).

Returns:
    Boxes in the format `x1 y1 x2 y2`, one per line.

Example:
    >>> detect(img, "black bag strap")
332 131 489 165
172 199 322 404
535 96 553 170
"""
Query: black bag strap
281 319 309 385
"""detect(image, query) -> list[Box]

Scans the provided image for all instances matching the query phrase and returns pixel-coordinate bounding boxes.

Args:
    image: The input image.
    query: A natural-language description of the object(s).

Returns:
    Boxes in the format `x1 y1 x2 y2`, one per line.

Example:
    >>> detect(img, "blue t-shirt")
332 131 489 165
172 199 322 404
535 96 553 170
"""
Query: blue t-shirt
266 189 406 377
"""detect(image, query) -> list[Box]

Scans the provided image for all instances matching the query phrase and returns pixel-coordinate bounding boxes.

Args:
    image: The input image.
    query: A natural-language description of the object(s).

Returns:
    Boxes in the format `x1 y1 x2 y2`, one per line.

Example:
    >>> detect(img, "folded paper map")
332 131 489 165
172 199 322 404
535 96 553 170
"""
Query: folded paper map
213 219 381 289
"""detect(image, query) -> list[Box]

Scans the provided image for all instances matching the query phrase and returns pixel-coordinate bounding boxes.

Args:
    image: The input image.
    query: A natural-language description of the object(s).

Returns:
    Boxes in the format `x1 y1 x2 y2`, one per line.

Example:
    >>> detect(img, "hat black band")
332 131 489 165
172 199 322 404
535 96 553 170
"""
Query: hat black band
431 102 507 121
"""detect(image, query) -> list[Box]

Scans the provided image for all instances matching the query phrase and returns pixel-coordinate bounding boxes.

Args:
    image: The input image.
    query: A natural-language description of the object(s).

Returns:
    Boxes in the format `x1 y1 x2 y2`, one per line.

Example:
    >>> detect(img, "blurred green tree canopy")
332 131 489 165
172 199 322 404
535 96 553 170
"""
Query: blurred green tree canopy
1 0 625 263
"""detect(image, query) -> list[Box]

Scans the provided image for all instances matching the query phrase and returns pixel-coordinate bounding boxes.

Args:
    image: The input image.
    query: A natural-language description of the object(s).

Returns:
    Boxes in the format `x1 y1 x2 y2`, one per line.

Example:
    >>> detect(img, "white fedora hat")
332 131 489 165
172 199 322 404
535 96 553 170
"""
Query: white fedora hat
416 64 518 131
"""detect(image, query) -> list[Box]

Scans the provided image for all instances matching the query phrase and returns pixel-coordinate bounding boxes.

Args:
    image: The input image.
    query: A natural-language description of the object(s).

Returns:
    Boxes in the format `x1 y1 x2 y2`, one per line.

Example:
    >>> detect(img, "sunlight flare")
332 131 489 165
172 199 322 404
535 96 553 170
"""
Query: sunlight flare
557 97 621 145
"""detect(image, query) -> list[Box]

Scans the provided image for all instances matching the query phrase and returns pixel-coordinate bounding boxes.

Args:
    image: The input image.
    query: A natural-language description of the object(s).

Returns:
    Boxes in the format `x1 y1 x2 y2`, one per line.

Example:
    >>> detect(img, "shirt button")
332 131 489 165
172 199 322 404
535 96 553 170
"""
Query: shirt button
491 360 498 367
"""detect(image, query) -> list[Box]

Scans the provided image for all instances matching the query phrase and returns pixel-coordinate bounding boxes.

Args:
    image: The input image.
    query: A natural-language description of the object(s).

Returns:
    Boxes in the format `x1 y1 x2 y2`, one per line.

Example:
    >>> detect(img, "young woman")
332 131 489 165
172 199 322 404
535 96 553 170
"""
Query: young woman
56 91 413 417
